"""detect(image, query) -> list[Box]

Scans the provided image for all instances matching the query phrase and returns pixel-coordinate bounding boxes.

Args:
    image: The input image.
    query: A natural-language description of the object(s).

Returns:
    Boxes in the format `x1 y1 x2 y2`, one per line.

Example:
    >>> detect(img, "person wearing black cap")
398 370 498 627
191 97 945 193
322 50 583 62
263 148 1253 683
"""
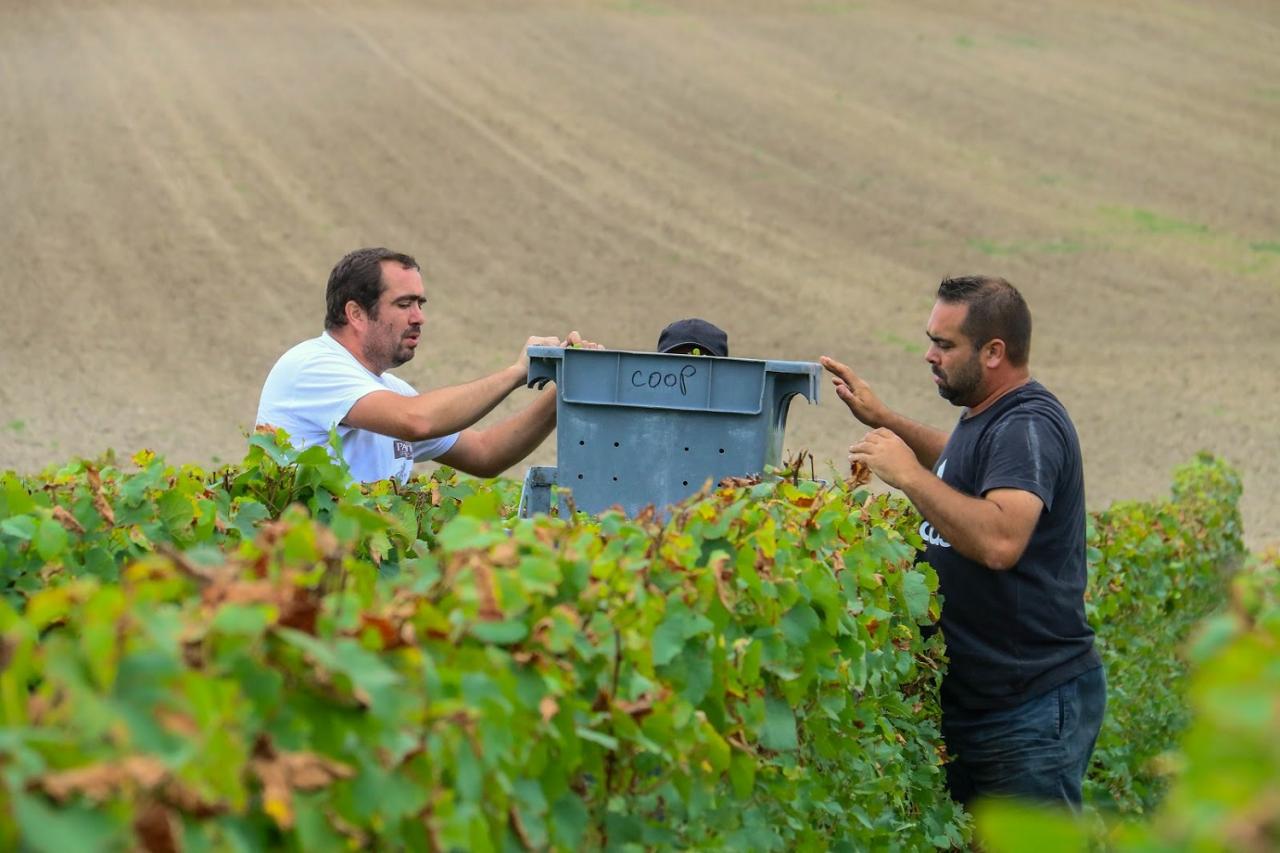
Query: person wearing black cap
656 318 729 357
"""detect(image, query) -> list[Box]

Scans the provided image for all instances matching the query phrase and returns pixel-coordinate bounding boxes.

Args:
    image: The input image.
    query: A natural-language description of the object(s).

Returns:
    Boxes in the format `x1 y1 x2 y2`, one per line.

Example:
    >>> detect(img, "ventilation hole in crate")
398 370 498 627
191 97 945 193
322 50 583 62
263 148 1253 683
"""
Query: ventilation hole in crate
577 473 584 480
578 440 585 446
718 448 725 454
613 441 620 447
682 480 689 487
683 446 690 452
612 476 618 482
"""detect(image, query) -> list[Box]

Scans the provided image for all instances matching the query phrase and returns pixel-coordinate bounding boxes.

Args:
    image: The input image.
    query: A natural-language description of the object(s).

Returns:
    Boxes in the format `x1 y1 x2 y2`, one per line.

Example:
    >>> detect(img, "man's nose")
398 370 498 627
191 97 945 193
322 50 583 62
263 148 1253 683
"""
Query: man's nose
409 303 425 324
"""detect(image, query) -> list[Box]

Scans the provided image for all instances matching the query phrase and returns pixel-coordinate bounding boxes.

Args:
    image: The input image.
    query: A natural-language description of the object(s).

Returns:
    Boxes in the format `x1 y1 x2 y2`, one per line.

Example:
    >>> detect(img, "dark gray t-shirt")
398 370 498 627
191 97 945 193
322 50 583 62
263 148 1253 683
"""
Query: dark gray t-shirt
921 380 1100 710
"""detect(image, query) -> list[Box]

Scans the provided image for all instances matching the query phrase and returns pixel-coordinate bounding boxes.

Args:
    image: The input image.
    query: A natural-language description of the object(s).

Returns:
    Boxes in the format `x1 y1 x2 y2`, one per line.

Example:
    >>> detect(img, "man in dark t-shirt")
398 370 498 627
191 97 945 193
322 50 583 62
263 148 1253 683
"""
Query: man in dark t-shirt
820 276 1105 811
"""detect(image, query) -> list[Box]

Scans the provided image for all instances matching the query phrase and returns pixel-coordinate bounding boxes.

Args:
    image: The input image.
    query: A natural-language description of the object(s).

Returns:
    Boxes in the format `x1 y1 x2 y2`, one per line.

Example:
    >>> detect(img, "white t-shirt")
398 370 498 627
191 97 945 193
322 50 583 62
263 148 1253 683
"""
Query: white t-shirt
256 332 459 483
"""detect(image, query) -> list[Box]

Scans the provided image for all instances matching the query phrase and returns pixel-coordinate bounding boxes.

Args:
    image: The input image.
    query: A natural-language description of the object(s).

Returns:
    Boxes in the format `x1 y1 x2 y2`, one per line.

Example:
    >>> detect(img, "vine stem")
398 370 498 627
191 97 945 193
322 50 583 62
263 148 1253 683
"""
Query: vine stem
603 628 623 802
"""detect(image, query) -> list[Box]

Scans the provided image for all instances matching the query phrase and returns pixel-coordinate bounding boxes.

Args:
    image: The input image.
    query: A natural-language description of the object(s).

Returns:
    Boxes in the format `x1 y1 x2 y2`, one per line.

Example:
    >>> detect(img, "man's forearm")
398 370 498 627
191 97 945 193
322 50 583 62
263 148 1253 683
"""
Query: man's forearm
409 364 526 438
878 411 949 469
898 468 1031 570
898 469 999 563
472 390 557 474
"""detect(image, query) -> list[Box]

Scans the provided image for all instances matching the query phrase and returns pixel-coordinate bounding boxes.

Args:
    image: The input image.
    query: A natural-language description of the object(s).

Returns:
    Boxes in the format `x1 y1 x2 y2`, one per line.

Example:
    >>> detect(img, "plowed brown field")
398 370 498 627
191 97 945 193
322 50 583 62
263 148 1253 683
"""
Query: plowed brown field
2 0 1277 546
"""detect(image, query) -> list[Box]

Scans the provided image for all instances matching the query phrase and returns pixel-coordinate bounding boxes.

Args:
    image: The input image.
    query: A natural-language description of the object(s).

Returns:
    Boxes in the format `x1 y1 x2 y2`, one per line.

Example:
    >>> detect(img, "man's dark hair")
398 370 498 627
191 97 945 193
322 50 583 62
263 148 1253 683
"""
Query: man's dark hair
936 275 1032 367
324 247 420 330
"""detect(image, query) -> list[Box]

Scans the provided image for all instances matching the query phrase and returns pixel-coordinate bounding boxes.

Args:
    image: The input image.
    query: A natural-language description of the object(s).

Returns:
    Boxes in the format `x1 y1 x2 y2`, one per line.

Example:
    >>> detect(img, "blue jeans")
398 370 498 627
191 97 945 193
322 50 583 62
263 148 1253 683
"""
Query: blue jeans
941 665 1106 811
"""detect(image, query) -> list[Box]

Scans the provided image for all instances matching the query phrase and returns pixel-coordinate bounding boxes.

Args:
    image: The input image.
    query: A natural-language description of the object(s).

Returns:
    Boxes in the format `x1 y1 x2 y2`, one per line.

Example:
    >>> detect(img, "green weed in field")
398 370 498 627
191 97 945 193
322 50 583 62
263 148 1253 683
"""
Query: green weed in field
879 331 925 355
608 0 669 14
1099 206 1211 237
969 238 1086 257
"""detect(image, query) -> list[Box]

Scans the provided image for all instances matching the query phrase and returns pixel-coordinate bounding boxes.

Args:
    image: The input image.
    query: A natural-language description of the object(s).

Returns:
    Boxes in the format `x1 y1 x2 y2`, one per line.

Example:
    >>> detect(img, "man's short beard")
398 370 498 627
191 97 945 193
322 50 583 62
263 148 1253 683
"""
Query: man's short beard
361 337 403 374
936 354 983 406
390 346 415 368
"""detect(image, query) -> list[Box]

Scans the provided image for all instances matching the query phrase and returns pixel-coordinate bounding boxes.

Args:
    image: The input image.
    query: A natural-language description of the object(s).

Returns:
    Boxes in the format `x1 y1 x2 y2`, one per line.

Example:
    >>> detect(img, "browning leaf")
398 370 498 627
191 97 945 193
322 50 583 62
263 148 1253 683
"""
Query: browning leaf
711 554 736 612
156 710 200 738
253 755 291 829
490 540 519 567
26 691 52 724
34 756 167 803
356 614 403 649
51 506 85 534
251 737 354 830
849 460 872 488
447 552 503 621
614 694 660 719
87 466 116 526
276 586 321 635
201 573 322 636
279 750 355 790
134 800 180 853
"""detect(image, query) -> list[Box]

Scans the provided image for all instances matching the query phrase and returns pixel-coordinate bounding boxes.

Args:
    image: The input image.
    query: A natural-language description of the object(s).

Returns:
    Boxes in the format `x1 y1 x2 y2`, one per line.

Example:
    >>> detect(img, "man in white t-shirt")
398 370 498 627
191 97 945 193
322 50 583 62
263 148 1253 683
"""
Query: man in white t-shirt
257 247 587 482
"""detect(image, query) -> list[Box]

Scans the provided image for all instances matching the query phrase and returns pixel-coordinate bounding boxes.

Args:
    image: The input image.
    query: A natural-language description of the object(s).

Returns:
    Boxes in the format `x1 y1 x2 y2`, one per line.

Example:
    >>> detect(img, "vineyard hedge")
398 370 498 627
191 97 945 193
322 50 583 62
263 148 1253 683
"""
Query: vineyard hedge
0 434 1246 850
1084 452 1244 813
979 547 1278 852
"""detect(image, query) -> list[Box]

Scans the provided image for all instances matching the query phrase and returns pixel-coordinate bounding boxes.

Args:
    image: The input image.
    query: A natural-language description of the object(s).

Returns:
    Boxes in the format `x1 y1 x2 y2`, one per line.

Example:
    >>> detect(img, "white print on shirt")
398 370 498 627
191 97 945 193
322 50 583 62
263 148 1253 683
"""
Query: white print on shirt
920 458 953 549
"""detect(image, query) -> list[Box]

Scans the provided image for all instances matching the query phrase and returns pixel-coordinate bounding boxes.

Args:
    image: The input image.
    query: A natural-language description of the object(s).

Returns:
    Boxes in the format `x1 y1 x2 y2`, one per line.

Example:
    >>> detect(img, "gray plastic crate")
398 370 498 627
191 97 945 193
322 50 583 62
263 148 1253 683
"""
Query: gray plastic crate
518 347 819 517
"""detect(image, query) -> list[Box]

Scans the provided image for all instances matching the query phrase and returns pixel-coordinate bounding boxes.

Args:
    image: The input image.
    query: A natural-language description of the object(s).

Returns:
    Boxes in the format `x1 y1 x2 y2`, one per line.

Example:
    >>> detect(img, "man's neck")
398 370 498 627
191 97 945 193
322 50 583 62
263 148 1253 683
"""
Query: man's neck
963 369 1032 418
327 328 382 375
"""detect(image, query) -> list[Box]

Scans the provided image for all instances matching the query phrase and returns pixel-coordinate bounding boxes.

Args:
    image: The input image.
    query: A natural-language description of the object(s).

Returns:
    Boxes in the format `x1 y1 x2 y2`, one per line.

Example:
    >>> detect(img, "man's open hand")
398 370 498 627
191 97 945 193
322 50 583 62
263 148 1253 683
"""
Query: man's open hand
820 356 887 428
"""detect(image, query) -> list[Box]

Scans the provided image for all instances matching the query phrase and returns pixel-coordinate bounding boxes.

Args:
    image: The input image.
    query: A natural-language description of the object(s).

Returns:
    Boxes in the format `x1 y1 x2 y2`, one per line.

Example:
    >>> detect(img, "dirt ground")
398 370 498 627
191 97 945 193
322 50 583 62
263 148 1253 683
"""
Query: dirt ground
1 0 1277 547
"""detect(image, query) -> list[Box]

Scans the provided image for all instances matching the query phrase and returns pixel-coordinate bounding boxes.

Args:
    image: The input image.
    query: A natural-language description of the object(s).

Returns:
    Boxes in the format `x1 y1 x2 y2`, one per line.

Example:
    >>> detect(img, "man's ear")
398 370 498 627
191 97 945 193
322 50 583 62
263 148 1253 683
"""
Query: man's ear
344 300 366 329
984 338 1006 367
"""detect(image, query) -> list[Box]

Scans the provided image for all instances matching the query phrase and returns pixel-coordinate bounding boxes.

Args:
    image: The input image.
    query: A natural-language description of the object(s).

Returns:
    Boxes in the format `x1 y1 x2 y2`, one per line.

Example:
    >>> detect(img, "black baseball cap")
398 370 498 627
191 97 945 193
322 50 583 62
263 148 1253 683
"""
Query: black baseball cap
657 318 729 357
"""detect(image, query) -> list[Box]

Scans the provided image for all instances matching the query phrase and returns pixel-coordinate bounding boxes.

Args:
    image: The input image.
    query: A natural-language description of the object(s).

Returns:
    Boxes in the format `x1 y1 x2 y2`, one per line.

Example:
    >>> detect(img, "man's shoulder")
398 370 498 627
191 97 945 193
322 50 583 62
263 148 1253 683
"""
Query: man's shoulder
981 381 1083 469
259 333 382 415
274 332 340 363
1017 379 1067 408
989 381 1074 425
268 333 369 378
